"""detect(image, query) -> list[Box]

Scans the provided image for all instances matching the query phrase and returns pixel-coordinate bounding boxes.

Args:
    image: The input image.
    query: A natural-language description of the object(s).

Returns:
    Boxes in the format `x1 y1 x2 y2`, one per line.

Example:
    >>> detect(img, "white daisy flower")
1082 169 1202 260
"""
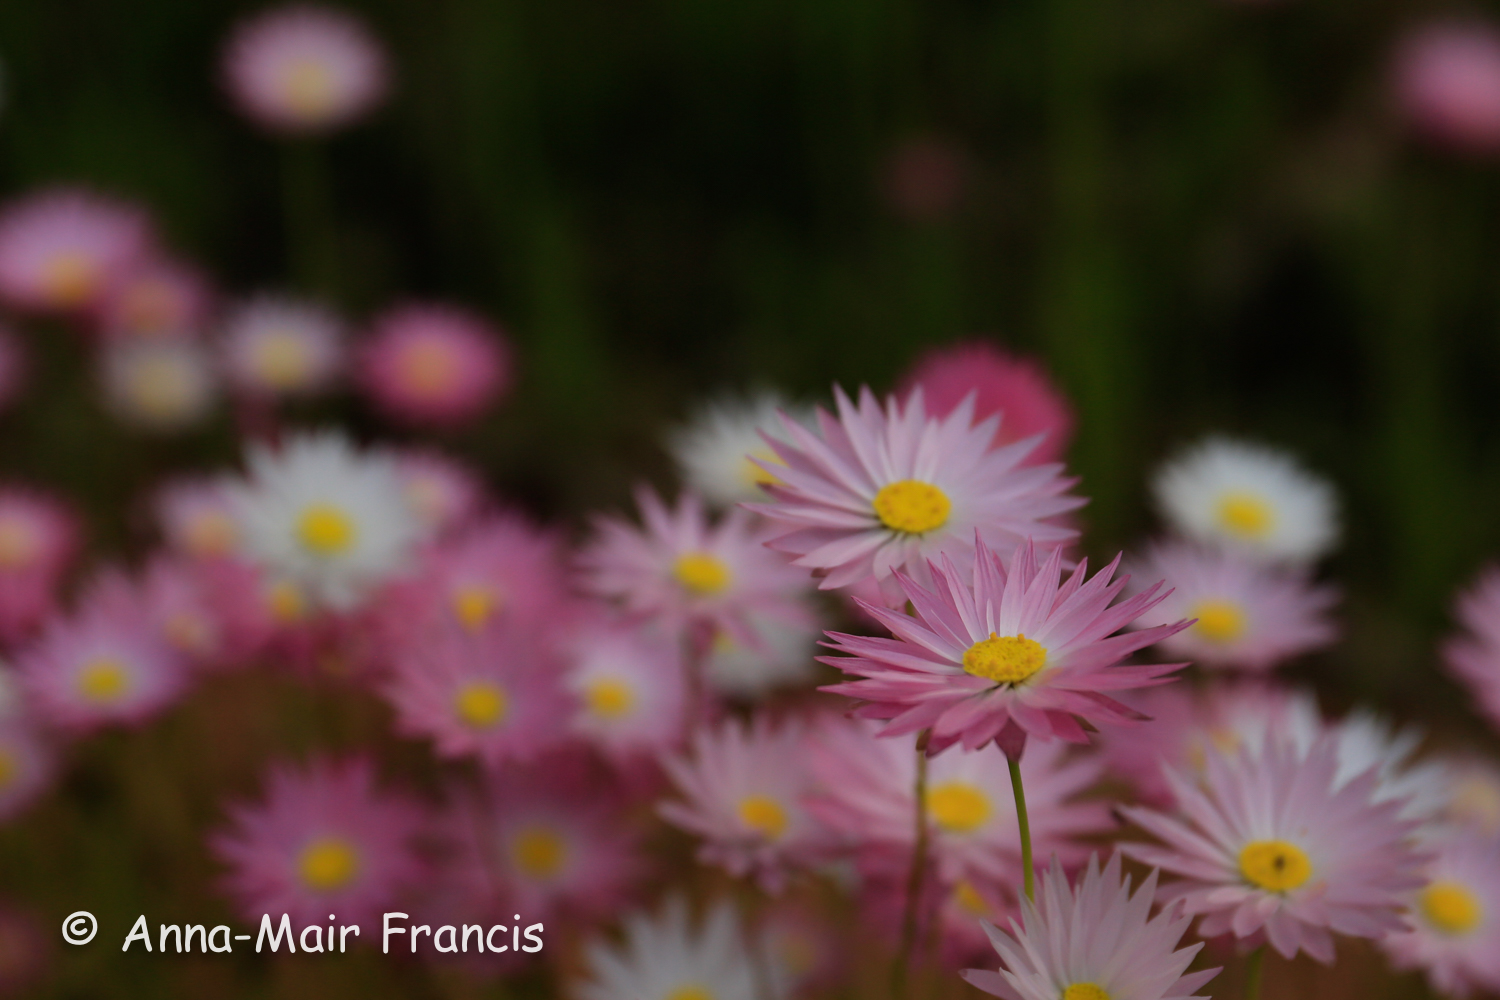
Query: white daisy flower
668 391 811 507
704 608 820 698
101 338 218 431
574 896 771 1000
219 295 344 397
1152 437 1338 563
229 431 419 609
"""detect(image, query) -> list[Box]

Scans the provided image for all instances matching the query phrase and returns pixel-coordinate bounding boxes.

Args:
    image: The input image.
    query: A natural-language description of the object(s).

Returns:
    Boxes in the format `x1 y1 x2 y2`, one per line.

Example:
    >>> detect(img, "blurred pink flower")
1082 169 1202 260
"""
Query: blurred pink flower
858 870 1016 968
1445 566 1500 732
0 720 56 823
96 257 212 339
821 538 1188 757
563 620 687 762
212 756 427 930
220 294 345 398
0 488 80 643
897 342 1075 465
0 325 28 411
0 188 152 314
357 304 511 427
155 476 243 560
1396 22 1500 154
746 385 1082 603
1120 736 1426 963
222 5 389 134
1382 832 1500 996
392 449 484 538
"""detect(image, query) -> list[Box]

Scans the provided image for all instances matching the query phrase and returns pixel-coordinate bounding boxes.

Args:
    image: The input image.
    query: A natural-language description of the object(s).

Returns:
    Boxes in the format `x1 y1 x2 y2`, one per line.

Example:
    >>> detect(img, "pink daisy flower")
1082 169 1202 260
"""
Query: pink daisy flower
1396 22 1500 155
0 720 56 823
16 570 190 731
0 325 28 412
807 718 1109 890
746 385 1083 602
212 756 427 930
0 188 151 314
155 476 243 560
897 342 1075 465
579 487 811 648
962 853 1219 1000
134 556 277 670
1382 832 1500 996
821 537 1189 757
221 5 389 134
357 304 511 427
1445 566 1500 731
392 449 483 538
219 294 345 398
1119 735 1427 963
99 336 220 431
1128 541 1337 672
381 622 570 766
563 621 687 762
759 898 845 994
0 488 80 643
1440 757 1500 838
96 256 212 339
658 715 830 893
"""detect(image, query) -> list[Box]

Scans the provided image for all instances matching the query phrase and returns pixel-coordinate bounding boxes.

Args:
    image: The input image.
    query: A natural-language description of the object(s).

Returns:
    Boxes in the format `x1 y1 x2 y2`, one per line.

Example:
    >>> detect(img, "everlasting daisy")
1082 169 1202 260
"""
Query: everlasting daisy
222 5 389 134
392 448 482 537
229 431 421 609
668 390 811 507
155 477 242 559
381 622 570 766
579 487 811 648
807 719 1110 889
0 188 151 314
212 756 427 930
1382 833 1500 996
564 621 687 761
220 295 344 398
897 342 1075 466
0 488 79 643
357 304 511 427
747 385 1082 601
704 608 821 699
0 721 55 822
1440 757 1500 837
962 853 1219 1000
1444 566 1500 731
1152 437 1338 564
1120 736 1426 963
96 256 211 339
1129 541 1337 672
100 337 218 431
659 715 829 892
1395 22 1500 154
822 538 1189 757
573 896 765 1000
0 325 27 412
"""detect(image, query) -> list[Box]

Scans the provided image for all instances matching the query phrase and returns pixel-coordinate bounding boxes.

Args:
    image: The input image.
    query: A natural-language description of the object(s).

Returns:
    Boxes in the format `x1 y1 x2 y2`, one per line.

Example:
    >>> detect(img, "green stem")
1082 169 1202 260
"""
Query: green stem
892 729 931 997
1243 945 1265 1000
279 139 339 297
1008 755 1034 901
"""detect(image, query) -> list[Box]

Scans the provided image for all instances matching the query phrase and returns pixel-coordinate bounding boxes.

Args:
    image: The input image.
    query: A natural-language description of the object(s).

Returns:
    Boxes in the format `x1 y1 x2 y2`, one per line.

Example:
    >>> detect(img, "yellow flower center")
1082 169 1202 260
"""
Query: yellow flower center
952 880 991 917
183 512 237 557
1191 600 1246 643
281 57 337 119
511 826 567 879
584 677 636 719
1062 985 1111 1000
250 331 314 389
872 479 951 534
454 681 508 730
267 580 307 623
0 748 15 789
298 837 360 891
297 504 356 556
739 448 785 487
121 351 201 420
403 341 459 394
962 632 1046 685
737 795 789 840
927 782 991 833
674 551 731 595
666 986 714 1000
41 250 98 306
1420 881 1483 936
1239 840 1312 892
451 585 500 631
76 658 130 703
1217 492 1273 539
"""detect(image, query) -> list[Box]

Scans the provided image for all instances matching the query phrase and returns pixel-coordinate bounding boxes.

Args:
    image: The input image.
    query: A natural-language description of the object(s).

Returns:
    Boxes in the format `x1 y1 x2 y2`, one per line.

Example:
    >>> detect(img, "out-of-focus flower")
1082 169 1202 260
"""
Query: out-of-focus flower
381 623 569 766
17 570 189 731
392 449 483 538
100 337 219 431
1152 437 1338 564
212 756 427 930
1382 833 1500 997
221 5 389 135
580 487 811 648
0 188 151 314
808 719 1109 891
564 622 686 761
1440 757 1500 838
747 385 1082 603
962 853 1219 1000
573 897 765 1000
135 556 275 670
760 899 843 996
0 720 55 822
880 135 970 223
897 342 1075 466
1120 736 1426 963
155 477 243 560
668 390 811 508
659 715 829 893
704 608 821 699
1395 22 1500 155
0 324 28 411
859 871 1016 968
822 538 1188 757
0 488 80 643
229 431 420 609
1445 566 1500 732
97 257 211 339
1129 540 1338 672
357 304 511 427
220 295 344 398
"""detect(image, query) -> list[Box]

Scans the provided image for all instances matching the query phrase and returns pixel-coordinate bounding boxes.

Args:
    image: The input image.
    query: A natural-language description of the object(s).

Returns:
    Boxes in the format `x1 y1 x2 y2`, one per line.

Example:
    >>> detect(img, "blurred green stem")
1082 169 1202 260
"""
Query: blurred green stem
1007 754 1034 901
1243 945 1265 1000
279 139 339 298
893 729 931 997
